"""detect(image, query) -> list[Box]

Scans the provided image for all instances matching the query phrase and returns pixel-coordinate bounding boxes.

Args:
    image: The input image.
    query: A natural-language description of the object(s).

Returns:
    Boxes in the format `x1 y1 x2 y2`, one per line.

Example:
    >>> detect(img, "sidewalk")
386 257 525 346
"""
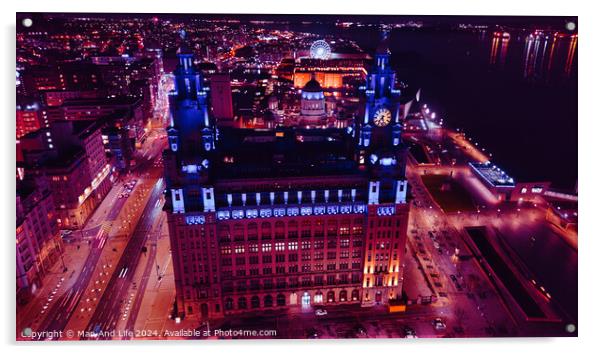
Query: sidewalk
132 214 179 338
114 205 165 335
17 239 91 333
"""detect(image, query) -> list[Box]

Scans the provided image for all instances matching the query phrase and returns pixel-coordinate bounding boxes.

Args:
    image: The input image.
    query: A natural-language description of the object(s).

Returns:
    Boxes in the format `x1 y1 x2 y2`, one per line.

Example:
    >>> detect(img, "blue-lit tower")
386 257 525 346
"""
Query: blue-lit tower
164 32 220 319
356 29 410 306
167 33 216 157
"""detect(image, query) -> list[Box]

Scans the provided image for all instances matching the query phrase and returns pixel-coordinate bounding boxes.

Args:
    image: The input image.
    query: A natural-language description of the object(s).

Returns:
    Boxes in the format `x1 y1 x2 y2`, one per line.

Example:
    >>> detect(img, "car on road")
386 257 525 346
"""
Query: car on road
306 328 320 339
314 308 328 316
432 318 447 330
403 326 417 338
354 324 367 337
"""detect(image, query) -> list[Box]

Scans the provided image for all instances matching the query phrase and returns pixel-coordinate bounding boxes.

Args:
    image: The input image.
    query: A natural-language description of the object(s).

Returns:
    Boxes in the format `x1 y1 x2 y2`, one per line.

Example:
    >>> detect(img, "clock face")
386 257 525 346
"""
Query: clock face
373 107 392 127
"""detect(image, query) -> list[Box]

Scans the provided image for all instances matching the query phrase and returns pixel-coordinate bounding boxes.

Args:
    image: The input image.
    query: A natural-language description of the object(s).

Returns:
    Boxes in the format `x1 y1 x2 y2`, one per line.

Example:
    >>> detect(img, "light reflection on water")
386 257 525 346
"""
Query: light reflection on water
489 30 577 81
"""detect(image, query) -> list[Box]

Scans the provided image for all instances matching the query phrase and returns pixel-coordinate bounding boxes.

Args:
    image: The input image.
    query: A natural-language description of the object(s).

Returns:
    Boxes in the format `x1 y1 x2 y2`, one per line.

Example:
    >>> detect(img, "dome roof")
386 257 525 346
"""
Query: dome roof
303 77 322 92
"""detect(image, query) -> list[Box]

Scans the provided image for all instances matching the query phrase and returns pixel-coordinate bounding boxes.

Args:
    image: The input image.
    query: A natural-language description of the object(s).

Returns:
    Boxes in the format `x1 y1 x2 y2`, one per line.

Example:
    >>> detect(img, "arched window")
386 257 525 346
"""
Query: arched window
218 225 230 241
233 224 244 241
275 221 285 239
314 291 323 304
327 291 335 303
225 297 233 310
288 220 298 238
327 220 337 236
351 289 360 301
238 297 247 310
251 296 260 309
247 222 258 240
339 290 348 302
276 293 286 306
264 295 273 308
261 222 272 240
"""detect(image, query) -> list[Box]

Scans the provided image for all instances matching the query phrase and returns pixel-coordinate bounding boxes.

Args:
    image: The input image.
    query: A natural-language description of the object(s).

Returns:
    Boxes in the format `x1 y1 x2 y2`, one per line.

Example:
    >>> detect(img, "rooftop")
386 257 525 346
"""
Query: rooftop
469 162 515 187
212 127 361 180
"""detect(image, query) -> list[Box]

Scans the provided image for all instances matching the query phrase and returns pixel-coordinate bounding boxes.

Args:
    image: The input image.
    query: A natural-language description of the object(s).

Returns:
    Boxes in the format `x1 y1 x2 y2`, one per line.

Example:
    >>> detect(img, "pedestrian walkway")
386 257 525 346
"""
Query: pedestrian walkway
132 217 178 338
17 239 91 334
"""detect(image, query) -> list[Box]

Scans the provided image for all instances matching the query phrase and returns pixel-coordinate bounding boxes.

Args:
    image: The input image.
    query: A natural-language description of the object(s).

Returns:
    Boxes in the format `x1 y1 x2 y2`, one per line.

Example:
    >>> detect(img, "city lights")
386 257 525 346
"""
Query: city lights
15 13 577 343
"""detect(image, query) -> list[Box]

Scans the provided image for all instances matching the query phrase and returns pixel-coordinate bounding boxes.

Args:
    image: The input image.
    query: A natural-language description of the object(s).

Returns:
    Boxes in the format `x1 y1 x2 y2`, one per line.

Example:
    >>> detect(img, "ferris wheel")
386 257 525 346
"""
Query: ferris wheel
310 40 332 60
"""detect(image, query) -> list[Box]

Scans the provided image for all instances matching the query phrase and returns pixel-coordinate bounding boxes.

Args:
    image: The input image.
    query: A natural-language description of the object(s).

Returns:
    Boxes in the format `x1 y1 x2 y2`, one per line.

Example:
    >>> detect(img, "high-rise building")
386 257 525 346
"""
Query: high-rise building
209 73 234 124
163 32 410 320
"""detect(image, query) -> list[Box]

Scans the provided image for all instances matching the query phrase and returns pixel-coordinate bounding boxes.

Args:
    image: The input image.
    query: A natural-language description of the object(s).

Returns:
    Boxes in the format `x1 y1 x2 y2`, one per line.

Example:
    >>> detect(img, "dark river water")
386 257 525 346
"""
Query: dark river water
285 24 578 190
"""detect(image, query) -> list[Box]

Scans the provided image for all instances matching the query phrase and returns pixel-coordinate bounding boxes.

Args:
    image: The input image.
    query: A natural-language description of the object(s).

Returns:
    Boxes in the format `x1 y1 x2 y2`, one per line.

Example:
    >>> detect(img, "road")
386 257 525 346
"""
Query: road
81 130 166 339
82 178 164 339
35 225 109 338
121 212 165 339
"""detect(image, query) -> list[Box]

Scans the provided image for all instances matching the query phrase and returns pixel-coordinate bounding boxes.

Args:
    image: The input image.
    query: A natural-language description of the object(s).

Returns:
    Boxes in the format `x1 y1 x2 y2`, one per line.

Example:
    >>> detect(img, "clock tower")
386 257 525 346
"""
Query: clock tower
356 29 410 307
356 28 406 174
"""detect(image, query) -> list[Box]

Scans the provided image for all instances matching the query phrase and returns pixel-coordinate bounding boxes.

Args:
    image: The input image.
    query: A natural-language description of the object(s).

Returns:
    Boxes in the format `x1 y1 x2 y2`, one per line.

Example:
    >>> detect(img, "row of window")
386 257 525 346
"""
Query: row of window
223 289 361 311
222 273 363 293
221 251 362 266
221 261 363 277
220 239 359 254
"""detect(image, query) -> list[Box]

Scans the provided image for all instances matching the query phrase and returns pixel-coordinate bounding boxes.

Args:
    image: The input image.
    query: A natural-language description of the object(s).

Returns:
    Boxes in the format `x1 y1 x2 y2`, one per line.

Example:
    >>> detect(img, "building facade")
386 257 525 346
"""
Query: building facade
209 73 234 124
16 98 42 138
164 32 411 319
19 120 113 229
16 176 62 304
299 75 326 126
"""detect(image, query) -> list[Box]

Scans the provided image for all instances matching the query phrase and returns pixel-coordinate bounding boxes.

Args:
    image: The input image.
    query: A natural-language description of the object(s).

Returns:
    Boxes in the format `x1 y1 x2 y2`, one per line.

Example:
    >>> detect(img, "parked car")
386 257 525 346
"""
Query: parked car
306 328 320 339
354 324 367 337
315 308 328 316
432 318 447 330
403 326 417 338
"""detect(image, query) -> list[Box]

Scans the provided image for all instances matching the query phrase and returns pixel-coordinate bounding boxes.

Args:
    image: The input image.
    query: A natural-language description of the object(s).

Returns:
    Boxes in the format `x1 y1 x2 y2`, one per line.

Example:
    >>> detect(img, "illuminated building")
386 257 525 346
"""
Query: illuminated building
42 90 104 108
16 98 42 138
18 120 113 229
20 62 102 96
293 58 368 89
58 97 146 145
299 75 326 125
102 126 134 171
16 176 62 304
469 161 551 202
164 31 410 320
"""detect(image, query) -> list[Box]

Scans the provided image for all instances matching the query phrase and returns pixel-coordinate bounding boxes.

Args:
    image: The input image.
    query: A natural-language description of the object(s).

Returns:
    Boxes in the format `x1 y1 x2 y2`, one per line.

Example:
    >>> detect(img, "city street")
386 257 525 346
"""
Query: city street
17 128 168 340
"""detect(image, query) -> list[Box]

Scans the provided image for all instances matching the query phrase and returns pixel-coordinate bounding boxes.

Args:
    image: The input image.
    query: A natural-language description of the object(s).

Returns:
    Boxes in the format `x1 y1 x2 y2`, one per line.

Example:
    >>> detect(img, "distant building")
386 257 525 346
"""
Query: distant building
102 126 134 171
58 97 147 146
293 57 368 89
42 89 104 107
16 98 43 138
299 75 326 126
20 62 102 96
